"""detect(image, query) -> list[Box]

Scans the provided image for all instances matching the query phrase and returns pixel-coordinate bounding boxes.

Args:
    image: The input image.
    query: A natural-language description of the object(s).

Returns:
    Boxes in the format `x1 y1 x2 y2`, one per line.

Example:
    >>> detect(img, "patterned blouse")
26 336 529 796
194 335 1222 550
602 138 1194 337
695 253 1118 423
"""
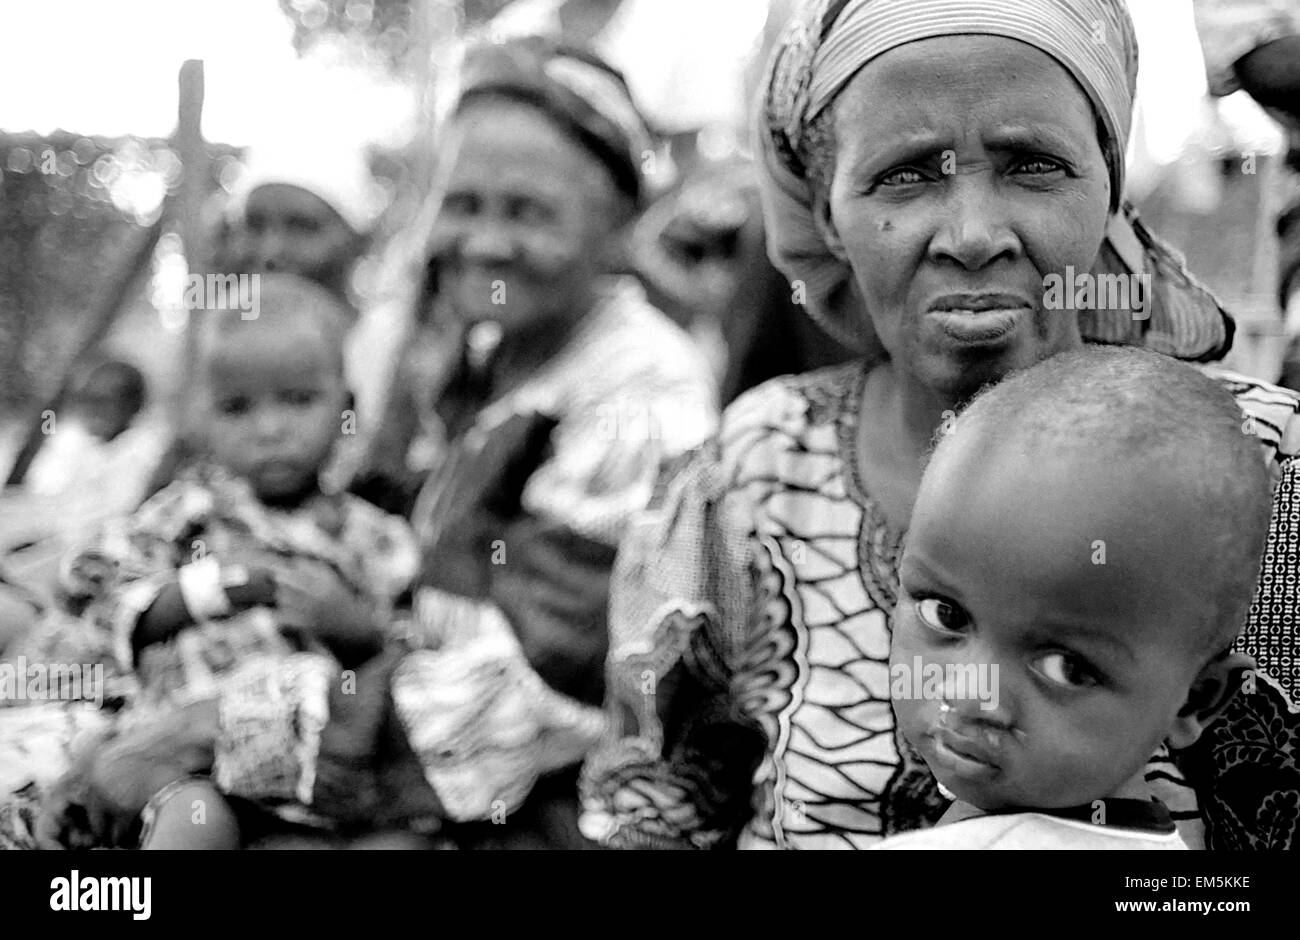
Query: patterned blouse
580 362 1300 850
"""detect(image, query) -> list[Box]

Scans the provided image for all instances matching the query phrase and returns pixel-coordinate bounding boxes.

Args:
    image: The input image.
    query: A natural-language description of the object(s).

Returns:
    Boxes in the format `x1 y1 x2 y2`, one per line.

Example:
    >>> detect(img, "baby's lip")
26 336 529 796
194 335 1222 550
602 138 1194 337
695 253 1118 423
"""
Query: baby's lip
929 726 1003 771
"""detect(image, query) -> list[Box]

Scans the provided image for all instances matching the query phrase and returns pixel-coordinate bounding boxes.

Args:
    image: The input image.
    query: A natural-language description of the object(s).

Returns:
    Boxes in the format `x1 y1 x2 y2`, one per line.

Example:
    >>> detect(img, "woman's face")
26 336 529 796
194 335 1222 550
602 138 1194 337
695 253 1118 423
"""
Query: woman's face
824 36 1111 399
425 99 624 337
228 184 362 294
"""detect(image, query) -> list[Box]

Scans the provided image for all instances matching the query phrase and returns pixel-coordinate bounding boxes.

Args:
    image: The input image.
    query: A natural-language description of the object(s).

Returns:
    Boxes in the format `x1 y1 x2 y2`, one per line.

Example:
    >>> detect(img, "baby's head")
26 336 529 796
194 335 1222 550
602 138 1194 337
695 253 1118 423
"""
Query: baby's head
199 273 352 504
892 346 1272 812
67 358 146 442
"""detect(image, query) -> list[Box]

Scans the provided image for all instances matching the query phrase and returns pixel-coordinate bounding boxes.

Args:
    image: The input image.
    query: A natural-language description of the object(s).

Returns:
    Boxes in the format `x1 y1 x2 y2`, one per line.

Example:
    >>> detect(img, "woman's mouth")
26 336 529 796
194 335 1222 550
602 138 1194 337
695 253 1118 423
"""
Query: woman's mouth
925 294 1033 345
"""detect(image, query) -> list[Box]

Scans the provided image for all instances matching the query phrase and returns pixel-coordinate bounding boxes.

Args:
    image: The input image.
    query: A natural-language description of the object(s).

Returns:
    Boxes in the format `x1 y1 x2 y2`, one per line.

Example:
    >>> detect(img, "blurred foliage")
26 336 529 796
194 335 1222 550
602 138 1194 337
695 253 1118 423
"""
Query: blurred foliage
0 0 514 415
276 0 516 74
0 132 238 412
278 0 419 73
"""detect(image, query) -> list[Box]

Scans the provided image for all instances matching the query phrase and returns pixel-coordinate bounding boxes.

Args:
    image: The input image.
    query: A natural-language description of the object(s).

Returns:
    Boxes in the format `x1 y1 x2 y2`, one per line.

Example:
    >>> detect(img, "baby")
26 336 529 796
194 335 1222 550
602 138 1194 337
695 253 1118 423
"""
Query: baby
16 273 419 848
875 346 1272 850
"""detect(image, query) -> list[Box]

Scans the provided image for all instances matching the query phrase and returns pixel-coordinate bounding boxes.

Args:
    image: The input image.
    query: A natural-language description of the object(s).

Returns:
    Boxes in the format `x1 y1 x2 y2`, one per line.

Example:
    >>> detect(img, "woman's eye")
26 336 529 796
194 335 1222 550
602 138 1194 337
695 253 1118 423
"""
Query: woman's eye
879 167 927 187
441 192 478 217
288 215 322 236
282 389 318 406
217 397 250 416
1034 651 1099 689
510 199 553 226
914 597 970 633
1013 157 1064 176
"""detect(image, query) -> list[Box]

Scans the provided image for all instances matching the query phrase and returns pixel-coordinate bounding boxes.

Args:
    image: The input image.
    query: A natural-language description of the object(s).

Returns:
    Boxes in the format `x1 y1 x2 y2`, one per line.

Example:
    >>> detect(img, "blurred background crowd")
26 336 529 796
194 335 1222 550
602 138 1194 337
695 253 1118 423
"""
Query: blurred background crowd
1 0 1296 484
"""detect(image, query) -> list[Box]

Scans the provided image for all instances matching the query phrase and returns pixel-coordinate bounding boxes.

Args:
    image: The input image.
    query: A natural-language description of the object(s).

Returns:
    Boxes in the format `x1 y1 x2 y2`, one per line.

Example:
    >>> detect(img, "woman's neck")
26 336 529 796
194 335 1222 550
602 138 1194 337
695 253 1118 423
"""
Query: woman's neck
890 363 970 464
487 301 597 398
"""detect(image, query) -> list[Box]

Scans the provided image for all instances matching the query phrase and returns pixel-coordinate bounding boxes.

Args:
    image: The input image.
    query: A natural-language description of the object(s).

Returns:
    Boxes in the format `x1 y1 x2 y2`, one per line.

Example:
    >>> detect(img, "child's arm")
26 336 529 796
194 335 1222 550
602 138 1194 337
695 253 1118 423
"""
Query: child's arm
132 563 278 654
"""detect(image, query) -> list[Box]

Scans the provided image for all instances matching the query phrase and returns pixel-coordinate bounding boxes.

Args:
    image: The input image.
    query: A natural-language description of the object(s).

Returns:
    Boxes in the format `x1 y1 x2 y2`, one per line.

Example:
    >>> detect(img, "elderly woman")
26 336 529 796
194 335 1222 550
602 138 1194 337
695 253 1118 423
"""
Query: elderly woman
376 37 716 848
580 0 1300 850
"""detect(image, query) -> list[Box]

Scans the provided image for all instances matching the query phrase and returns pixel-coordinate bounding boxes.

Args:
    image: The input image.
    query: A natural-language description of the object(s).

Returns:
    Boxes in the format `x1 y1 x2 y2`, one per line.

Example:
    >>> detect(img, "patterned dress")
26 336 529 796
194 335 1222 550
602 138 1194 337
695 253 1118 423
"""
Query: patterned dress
580 362 1300 850
0 464 418 848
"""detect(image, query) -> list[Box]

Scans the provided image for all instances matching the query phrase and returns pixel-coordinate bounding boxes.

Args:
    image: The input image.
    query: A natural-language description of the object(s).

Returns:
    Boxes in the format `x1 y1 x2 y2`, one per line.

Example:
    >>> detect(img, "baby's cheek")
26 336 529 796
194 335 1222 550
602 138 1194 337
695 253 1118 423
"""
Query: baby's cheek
1027 708 1152 803
886 611 933 742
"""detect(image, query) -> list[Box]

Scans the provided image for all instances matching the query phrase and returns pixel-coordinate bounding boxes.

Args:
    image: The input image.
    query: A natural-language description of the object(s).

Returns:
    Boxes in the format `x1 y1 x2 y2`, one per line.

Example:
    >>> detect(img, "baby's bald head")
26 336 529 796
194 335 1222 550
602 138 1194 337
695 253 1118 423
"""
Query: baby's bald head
196 274 354 500
198 273 351 381
937 346 1272 653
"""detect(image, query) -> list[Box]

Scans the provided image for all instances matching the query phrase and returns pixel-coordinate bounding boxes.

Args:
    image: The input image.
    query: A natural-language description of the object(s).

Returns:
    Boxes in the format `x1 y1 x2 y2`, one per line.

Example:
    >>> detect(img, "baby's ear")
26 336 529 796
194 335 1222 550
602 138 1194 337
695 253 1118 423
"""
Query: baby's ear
1165 651 1255 750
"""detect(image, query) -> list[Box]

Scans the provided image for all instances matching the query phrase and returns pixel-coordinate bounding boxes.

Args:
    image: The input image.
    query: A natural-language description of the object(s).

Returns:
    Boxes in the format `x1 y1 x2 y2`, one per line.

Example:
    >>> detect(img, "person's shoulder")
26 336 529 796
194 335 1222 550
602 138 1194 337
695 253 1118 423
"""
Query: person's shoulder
1200 365 1300 463
721 361 865 440
588 278 717 389
872 813 1189 850
870 814 1038 850
673 361 865 497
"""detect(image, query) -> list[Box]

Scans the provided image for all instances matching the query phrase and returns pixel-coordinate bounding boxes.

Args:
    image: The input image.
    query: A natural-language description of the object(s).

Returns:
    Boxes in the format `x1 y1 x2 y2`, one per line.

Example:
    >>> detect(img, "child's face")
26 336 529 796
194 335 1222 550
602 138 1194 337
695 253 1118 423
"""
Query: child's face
892 430 1216 811
204 321 346 502
70 372 138 442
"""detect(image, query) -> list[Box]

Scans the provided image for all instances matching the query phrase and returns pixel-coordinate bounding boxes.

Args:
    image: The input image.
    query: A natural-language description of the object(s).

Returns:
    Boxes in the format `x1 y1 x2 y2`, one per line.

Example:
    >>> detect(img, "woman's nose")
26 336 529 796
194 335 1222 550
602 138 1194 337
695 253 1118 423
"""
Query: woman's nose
928 179 1020 271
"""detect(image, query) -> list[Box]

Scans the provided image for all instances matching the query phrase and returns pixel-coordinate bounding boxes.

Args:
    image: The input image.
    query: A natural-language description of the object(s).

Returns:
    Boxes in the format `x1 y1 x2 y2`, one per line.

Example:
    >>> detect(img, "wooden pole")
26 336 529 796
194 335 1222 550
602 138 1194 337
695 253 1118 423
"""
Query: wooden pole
170 59 208 432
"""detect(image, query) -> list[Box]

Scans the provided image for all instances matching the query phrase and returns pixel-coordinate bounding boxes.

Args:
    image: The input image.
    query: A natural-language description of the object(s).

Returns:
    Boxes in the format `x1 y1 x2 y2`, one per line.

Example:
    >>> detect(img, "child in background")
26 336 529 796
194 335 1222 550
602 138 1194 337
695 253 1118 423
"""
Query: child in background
875 347 1271 850
8 358 165 598
0 273 418 848
25 358 154 500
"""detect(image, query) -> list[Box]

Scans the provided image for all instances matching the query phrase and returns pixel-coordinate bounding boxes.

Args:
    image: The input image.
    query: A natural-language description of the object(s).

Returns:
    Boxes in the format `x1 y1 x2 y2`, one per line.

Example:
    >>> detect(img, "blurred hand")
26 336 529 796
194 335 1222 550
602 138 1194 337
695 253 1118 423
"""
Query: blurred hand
35 700 219 848
489 514 616 703
274 558 381 656
416 410 558 599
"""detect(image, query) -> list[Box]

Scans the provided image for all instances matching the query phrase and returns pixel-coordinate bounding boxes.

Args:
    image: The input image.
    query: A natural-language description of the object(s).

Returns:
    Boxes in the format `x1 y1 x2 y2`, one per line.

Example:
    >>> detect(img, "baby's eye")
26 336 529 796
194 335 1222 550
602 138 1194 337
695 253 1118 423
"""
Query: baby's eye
217 396 251 417
914 597 970 634
1034 651 1100 689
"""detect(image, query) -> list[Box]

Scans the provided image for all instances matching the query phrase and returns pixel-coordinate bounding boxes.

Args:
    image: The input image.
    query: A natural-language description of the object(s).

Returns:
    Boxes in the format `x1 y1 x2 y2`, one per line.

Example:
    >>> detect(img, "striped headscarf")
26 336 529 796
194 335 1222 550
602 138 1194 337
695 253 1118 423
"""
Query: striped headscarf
456 38 653 207
758 0 1233 360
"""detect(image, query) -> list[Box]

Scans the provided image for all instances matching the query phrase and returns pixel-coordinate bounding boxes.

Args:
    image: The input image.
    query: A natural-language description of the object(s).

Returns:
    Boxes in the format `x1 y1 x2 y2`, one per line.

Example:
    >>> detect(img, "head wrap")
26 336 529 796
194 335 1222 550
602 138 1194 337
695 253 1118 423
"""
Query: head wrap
758 0 1233 360
227 142 388 236
454 38 653 207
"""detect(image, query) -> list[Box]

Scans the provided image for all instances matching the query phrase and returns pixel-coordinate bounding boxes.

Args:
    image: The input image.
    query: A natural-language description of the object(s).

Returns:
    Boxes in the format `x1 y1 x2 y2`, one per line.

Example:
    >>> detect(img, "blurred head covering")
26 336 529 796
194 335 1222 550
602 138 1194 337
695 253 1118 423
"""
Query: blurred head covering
227 141 388 236
453 37 653 207
758 0 1233 361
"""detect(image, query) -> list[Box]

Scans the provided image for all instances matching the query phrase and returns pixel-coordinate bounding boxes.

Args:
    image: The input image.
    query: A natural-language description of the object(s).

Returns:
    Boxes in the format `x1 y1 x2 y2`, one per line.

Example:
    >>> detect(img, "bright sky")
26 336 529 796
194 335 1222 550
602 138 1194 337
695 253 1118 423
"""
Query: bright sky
0 0 418 146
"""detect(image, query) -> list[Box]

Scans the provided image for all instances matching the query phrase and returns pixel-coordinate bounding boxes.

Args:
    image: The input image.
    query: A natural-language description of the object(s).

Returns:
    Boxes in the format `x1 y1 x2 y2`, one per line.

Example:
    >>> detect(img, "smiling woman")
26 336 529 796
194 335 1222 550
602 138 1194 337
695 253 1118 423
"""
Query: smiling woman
580 0 1300 851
